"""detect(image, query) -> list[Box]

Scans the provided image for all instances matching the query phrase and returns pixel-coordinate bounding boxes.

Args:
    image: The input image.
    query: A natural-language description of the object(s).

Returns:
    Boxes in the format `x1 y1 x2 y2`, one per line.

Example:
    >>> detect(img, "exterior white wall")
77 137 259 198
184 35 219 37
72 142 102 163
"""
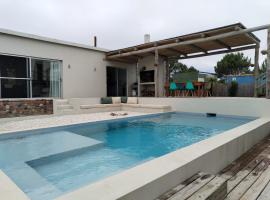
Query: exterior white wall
0 33 135 98
139 97 270 117
138 55 166 96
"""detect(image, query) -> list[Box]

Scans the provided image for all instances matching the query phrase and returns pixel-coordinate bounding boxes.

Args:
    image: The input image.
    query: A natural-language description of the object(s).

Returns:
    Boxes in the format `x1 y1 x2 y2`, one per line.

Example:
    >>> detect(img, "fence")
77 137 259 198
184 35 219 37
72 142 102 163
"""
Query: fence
212 83 254 97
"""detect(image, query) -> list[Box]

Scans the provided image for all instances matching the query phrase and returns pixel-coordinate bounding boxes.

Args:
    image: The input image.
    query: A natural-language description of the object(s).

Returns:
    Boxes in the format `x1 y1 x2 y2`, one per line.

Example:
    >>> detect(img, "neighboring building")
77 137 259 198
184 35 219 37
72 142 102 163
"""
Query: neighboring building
223 74 255 85
172 71 217 82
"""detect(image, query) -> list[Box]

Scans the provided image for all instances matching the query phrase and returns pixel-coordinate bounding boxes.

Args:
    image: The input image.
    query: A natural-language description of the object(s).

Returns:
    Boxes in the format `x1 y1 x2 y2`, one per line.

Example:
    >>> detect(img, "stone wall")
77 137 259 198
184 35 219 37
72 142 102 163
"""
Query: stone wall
0 99 53 118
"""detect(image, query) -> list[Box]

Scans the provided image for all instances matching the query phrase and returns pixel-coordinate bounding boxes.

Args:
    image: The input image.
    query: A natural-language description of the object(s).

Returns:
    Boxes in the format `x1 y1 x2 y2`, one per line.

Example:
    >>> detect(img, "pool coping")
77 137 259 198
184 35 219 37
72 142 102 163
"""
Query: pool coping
0 112 165 139
54 117 270 200
0 111 255 139
0 170 30 200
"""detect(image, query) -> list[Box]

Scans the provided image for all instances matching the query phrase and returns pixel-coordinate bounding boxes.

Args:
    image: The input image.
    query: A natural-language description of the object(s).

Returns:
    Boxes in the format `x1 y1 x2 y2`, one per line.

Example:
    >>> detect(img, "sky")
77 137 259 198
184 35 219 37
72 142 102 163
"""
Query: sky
0 0 269 72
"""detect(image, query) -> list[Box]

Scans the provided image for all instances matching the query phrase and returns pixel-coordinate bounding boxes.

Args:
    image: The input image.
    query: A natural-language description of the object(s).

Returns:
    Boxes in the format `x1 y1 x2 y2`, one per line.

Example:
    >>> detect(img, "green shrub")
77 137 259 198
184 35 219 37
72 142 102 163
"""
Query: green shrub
228 81 238 97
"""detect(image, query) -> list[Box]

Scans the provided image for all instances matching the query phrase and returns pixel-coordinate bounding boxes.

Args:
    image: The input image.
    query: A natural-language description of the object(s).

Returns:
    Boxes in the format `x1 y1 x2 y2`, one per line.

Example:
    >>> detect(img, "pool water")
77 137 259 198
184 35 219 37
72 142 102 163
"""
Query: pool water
0 112 255 200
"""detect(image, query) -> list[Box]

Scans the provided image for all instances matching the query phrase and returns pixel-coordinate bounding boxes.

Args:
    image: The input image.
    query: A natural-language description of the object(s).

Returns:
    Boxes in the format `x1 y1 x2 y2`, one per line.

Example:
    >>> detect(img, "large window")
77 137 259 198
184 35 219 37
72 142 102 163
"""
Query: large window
0 54 62 98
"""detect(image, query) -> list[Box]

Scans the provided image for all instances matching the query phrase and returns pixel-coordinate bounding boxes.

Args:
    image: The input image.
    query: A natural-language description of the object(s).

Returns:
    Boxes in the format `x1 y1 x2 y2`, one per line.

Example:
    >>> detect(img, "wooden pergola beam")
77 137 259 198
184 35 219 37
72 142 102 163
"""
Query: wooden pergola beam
190 44 208 53
215 39 231 49
106 57 137 63
203 33 231 49
168 48 187 56
235 26 260 45
107 24 270 59
177 38 208 53
149 51 168 59
174 44 257 60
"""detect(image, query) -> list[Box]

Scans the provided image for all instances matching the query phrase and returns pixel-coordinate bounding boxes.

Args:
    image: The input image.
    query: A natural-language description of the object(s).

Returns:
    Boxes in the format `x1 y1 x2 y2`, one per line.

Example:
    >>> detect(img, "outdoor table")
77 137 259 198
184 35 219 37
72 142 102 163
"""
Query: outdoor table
193 82 205 97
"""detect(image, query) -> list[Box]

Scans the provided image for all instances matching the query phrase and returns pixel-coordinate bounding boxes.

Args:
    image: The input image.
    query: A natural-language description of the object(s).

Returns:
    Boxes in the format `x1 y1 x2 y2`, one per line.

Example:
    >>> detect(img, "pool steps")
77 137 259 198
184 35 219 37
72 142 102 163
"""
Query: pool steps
55 99 74 115
0 131 104 200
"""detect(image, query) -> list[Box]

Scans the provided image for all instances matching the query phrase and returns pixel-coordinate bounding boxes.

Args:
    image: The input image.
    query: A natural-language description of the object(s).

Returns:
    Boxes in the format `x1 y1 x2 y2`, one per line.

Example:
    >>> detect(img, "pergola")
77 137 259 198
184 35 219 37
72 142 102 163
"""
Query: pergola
106 23 270 98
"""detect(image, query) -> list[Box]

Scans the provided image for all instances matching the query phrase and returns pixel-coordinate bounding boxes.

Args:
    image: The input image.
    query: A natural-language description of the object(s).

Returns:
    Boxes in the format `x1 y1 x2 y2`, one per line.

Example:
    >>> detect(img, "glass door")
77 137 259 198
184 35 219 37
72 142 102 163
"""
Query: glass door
106 67 127 97
118 68 127 96
31 59 62 98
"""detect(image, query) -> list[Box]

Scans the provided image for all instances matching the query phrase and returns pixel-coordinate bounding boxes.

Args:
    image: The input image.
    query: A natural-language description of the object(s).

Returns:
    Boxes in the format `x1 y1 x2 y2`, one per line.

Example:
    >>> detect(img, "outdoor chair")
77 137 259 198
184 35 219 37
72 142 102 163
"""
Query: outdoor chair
176 82 186 97
185 81 195 96
169 82 177 96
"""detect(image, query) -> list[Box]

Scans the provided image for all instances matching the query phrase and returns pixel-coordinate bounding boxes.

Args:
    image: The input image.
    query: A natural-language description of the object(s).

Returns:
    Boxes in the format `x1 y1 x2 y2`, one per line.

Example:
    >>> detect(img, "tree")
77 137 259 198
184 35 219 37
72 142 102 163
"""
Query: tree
260 58 268 73
214 53 251 78
169 60 198 79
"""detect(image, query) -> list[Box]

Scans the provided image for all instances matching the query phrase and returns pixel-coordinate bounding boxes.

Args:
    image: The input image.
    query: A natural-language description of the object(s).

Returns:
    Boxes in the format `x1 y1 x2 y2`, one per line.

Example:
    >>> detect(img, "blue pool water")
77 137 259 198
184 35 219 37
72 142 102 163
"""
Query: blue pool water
0 112 255 200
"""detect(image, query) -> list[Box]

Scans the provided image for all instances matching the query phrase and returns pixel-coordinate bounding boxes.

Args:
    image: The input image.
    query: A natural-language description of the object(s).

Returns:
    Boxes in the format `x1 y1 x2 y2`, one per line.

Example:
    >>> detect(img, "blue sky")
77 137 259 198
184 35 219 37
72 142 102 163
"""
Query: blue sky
0 0 269 72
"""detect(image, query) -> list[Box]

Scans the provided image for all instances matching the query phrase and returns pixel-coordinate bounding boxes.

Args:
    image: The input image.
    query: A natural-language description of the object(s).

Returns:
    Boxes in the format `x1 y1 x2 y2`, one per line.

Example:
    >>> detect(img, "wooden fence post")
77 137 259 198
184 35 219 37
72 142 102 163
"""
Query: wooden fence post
254 45 260 97
266 28 270 98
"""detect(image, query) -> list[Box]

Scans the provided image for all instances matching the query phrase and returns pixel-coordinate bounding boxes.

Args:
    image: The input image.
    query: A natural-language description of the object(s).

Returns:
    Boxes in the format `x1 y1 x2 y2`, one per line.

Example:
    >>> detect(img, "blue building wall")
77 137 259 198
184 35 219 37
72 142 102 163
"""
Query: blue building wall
225 75 254 85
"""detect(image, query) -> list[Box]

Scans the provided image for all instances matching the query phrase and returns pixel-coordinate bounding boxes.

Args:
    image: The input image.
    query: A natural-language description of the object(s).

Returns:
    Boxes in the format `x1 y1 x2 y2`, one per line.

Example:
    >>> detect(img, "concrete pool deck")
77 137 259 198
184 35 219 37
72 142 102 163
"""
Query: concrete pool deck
0 111 146 135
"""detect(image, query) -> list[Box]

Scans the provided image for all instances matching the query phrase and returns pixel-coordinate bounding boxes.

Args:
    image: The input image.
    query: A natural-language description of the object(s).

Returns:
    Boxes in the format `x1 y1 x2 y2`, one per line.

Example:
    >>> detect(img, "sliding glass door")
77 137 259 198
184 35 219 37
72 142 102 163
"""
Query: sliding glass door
106 67 127 97
0 54 62 98
31 59 61 98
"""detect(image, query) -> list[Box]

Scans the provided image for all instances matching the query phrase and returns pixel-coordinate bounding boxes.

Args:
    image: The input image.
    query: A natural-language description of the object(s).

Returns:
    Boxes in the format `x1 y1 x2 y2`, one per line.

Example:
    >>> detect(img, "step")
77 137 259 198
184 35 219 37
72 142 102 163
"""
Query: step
56 109 75 115
55 99 69 105
57 105 73 110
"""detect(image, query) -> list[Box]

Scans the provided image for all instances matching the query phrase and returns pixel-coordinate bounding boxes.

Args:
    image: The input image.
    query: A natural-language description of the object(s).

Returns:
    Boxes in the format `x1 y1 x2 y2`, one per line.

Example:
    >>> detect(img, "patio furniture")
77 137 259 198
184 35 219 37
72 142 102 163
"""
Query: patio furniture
176 82 186 96
185 81 195 96
193 82 205 97
169 82 177 96
80 97 171 113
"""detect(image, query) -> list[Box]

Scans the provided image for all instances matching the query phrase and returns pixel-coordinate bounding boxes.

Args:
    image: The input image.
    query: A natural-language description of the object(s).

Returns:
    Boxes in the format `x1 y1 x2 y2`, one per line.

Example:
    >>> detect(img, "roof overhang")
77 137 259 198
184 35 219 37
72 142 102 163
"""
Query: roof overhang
106 23 262 63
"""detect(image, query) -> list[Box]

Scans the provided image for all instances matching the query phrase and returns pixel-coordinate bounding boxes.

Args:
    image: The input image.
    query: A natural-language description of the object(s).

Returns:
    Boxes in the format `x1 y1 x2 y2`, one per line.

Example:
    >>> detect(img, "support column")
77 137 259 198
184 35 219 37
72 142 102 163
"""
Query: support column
164 59 169 97
165 58 170 83
136 59 140 97
154 49 159 97
266 28 270 98
254 45 260 97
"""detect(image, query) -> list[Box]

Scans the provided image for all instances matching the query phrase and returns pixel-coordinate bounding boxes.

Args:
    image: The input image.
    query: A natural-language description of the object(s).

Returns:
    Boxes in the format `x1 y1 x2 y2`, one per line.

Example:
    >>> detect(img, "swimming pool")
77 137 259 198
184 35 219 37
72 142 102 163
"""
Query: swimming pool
0 112 255 200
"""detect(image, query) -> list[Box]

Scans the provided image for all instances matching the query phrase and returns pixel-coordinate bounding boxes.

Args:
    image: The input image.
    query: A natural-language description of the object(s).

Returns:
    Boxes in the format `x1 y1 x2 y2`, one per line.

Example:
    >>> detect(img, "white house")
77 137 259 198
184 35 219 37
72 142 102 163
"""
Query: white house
0 23 265 99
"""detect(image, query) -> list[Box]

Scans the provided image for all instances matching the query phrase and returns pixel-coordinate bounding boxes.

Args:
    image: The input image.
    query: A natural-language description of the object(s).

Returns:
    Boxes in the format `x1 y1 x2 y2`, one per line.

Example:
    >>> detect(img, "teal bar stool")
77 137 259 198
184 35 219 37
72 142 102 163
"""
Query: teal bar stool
169 82 177 96
176 82 185 96
185 81 195 96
